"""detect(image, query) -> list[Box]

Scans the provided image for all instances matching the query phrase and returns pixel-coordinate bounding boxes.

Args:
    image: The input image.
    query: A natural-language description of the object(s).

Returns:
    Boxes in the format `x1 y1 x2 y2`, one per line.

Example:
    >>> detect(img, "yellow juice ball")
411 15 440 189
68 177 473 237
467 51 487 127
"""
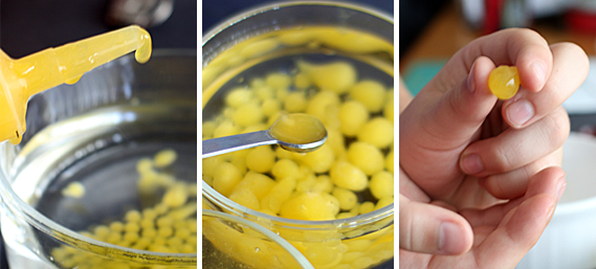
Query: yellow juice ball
213 120 240 138
332 187 358 211
347 142 384 175
124 222 141 233
326 128 347 158
108 221 124 233
295 174 317 193
232 102 264 127
260 176 296 213
303 245 344 268
385 150 394 173
175 228 191 239
93 225 110 239
384 91 394 122
123 232 139 243
61 181 85 198
330 161 368 191
338 101 370 137
246 146 275 173
370 170 394 200
352 257 374 269
284 92 308 113
240 38 280 59
240 123 268 134
279 192 339 221
212 161 243 196
255 85 275 100
125 210 142 223
312 175 334 193
261 98 282 117
305 91 341 122
158 226 173 237
162 184 188 208
349 80 386 113
202 156 221 178
229 185 261 210
294 72 311 89
225 87 253 108
142 229 157 238
153 149 177 168
359 201 375 215
232 171 276 200
266 73 292 89
230 149 250 174
275 145 295 159
337 212 357 219
488 65 520 100
357 117 393 149
375 196 394 210
157 216 174 227
300 144 335 173
299 61 357 94
278 30 315 46
271 158 300 180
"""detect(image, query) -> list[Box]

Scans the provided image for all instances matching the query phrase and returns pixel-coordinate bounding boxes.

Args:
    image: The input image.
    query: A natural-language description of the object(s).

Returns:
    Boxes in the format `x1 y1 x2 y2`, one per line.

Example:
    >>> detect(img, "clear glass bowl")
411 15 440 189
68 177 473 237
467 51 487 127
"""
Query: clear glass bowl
203 209 315 269
202 2 394 269
0 50 197 269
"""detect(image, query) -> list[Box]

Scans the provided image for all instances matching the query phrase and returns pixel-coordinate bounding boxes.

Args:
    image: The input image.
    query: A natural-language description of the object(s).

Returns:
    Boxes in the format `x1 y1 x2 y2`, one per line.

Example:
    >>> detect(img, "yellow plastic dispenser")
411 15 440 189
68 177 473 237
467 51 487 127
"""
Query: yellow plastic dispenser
0 25 152 144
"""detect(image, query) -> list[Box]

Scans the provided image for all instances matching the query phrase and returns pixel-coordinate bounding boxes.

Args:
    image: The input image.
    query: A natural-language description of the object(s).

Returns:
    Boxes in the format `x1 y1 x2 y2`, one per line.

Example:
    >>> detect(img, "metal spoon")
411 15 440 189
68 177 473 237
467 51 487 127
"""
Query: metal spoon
202 113 327 159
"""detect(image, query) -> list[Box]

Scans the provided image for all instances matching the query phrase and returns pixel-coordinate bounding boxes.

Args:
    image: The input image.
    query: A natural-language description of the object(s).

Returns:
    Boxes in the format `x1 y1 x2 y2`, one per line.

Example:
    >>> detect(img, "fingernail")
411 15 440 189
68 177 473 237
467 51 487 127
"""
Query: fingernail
462 154 484 174
467 65 475 94
555 177 566 201
532 61 547 88
439 222 464 254
507 99 535 127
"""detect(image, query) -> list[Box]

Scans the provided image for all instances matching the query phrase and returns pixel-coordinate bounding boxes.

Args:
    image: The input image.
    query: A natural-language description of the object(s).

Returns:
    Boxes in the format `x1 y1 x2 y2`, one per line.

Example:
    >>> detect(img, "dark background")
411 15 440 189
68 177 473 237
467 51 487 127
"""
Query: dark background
0 0 197 59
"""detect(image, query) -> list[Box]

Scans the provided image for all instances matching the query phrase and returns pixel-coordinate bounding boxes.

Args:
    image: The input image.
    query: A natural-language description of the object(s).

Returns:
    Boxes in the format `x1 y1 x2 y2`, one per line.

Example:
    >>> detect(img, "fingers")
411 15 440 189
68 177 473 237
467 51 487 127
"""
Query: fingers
473 167 566 267
503 42 589 128
399 194 473 255
460 106 569 177
480 147 563 199
400 56 497 195
438 28 553 94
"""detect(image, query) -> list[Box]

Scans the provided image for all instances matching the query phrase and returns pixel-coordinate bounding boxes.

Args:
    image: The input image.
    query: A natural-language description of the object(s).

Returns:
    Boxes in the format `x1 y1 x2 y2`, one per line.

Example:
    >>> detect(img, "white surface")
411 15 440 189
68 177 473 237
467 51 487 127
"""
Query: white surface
517 132 596 269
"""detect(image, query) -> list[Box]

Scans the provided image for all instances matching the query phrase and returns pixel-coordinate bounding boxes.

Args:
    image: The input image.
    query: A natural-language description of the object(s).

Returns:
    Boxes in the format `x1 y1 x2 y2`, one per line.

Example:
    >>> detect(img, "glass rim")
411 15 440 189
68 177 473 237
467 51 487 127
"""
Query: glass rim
0 50 198 264
202 209 316 269
202 0 394 48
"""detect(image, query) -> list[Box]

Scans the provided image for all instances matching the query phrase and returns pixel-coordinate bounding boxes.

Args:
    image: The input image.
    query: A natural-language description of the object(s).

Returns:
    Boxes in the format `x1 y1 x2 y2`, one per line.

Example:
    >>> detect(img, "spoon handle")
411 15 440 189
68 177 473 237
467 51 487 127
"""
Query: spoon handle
202 130 277 159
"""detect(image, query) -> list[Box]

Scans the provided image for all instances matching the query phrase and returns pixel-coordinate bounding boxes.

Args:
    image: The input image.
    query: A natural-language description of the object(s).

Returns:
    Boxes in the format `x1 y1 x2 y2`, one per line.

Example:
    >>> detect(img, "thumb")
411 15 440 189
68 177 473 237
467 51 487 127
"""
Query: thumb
399 194 473 255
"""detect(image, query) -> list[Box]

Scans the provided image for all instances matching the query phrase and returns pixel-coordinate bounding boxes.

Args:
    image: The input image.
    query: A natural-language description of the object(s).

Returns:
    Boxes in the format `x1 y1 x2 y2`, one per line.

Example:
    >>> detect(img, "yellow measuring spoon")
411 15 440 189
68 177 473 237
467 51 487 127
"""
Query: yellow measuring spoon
0 25 152 145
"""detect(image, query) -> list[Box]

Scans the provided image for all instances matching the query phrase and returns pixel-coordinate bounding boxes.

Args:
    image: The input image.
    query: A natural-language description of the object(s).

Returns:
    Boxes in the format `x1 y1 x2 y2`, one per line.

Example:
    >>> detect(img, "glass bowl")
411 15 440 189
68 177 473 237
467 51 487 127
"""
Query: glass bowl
0 50 197 269
202 2 394 269
203 209 315 269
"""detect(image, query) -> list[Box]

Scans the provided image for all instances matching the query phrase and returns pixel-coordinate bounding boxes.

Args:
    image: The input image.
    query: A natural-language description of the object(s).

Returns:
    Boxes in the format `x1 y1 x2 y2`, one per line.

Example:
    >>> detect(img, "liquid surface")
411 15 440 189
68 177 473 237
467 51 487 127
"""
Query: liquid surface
488 65 520 100
269 113 326 145
0 25 152 145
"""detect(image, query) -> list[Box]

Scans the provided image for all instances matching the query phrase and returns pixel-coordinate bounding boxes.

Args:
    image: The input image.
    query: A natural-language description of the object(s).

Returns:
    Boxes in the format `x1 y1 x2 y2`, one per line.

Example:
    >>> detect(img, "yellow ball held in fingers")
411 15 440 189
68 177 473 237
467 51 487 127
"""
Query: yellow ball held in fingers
488 65 520 100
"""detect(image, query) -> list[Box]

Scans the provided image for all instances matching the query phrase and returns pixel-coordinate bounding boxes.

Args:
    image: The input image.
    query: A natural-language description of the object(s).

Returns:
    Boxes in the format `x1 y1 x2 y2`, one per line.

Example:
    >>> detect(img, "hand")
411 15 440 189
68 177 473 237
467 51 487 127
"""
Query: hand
399 166 566 268
399 28 588 209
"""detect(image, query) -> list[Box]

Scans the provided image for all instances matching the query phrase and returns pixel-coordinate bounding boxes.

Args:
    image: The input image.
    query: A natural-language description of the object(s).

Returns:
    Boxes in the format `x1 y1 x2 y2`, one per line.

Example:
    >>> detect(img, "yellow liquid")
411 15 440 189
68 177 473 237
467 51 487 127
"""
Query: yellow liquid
269 113 327 145
0 25 152 145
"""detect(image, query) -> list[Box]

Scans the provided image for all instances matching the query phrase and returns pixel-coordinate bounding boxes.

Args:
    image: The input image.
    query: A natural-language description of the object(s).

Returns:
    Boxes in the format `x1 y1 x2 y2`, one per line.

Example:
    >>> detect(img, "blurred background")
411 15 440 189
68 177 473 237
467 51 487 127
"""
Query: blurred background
400 0 596 131
401 1 596 268
0 0 197 59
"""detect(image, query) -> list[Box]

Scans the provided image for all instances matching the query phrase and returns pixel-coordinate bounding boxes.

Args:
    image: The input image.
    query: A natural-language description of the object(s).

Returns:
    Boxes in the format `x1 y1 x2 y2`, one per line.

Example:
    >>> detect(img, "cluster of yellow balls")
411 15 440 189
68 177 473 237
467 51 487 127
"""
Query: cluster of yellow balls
52 149 197 269
203 60 394 221
203 60 394 269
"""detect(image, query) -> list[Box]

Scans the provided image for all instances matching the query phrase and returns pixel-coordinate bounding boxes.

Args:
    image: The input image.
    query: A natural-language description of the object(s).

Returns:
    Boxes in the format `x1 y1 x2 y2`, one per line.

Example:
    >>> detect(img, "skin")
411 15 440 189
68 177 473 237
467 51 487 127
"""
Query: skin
399 28 589 268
